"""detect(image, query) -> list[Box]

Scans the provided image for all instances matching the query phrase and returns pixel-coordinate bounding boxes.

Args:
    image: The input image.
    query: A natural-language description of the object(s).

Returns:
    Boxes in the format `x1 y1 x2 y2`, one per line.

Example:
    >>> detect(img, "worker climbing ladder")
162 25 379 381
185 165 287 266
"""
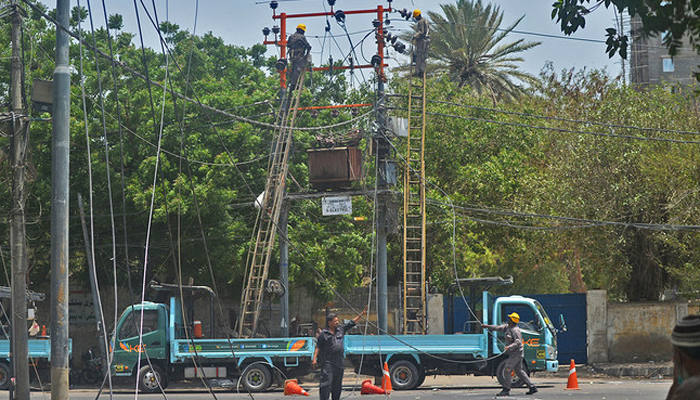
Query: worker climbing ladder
238 72 306 338
402 61 427 335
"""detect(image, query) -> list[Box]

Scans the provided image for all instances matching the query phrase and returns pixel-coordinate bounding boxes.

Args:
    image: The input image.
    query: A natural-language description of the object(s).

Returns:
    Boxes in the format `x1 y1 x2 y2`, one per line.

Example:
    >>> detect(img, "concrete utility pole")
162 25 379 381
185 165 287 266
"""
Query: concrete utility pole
51 1 71 399
279 201 290 337
375 78 393 334
9 2 30 399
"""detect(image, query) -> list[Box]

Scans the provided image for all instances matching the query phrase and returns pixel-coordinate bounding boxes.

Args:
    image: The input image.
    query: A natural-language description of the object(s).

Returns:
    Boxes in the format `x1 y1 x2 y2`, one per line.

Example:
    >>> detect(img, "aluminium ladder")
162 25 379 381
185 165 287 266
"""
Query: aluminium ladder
238 73 305 338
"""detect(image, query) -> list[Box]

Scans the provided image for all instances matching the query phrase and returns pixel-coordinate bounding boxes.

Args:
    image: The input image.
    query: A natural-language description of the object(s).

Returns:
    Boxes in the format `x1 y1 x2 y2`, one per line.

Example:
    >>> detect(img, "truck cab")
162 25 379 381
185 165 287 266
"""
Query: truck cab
490 295 559 386
111 302 170 391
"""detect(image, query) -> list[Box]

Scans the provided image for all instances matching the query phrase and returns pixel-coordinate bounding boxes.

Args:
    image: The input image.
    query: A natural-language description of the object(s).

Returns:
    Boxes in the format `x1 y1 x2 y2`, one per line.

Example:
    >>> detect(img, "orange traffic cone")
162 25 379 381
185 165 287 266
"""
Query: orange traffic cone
565 359 580 390
381 362 392 393
361 379 386 395
41 325 47 337
284 379 309 396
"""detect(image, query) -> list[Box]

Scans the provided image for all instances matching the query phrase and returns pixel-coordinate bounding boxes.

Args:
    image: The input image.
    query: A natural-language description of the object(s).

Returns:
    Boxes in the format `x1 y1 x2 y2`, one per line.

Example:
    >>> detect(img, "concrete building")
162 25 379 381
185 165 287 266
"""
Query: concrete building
629 17 700 86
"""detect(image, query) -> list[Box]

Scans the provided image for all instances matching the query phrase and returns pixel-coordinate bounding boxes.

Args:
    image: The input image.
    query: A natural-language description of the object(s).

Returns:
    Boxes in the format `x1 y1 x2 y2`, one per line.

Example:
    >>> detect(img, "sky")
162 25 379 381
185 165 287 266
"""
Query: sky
44 0 624 79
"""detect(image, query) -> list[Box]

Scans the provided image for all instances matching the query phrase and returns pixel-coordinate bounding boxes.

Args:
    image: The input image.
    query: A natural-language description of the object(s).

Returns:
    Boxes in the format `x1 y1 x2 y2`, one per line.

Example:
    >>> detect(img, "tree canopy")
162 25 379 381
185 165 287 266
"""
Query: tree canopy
418 0 540 102
552 0 700 67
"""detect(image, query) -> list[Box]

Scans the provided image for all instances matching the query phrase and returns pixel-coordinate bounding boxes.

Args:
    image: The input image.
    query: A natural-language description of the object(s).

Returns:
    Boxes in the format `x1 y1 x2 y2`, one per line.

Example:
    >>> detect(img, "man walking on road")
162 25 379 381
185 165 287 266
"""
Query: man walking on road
666 315 700 400
313 307 367 400
482 312 538 396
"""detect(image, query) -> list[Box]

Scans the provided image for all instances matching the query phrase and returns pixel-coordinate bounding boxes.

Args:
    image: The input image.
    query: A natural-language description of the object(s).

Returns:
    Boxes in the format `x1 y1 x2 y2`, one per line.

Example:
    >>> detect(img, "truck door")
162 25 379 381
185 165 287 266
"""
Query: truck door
493 301 545 366
113 306 167 374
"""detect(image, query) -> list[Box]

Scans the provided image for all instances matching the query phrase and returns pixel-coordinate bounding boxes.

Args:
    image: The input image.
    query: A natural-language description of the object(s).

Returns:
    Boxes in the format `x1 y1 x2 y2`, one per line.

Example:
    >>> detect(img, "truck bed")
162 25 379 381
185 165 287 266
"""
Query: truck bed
344 333 489 359
0 339 57 360
170 337 315 364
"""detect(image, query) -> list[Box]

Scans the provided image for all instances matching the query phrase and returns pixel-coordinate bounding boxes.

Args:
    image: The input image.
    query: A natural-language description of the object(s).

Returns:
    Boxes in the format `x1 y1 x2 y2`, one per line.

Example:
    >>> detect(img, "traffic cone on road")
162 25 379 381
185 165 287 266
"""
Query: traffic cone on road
565 359 580 390
381 362 392 393
284 379 309 396
361 379 386 395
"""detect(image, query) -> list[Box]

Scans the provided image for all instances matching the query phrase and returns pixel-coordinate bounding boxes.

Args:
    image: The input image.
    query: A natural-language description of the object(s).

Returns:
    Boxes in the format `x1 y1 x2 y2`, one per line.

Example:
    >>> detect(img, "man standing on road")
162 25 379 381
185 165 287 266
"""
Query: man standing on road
666 315 700 400
312 307 367 400
482 312 538 396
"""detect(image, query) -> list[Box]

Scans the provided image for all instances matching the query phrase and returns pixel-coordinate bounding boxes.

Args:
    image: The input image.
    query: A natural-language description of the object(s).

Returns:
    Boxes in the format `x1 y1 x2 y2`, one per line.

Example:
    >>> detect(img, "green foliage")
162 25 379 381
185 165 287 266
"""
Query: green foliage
419 0 541 102
551 0 699 65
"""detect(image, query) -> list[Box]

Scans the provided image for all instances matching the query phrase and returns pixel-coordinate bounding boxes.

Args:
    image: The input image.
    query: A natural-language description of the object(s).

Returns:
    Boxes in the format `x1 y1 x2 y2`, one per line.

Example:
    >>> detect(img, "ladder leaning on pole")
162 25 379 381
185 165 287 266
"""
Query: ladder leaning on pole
402 60 427 335
237 72 306 338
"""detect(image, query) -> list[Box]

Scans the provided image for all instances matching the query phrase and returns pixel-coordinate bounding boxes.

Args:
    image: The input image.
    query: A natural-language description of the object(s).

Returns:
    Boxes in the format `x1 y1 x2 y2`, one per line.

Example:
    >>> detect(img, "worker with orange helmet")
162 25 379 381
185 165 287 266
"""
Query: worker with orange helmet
482 313 539 396
287 23 312 89
411 9 430 77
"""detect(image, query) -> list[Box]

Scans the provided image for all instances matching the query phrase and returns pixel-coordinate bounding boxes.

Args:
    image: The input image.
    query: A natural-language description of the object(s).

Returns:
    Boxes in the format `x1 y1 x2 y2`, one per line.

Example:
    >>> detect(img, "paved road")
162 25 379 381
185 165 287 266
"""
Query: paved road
59 375 672 400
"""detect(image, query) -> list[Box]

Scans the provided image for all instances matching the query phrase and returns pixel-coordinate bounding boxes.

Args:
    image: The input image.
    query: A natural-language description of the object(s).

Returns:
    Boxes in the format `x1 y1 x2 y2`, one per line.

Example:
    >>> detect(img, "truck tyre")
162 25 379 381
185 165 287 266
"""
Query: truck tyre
415 371 426 388
240 363 272 392
389 360 420 390
496 359 528 388
0 363 9 390
138 364 168 393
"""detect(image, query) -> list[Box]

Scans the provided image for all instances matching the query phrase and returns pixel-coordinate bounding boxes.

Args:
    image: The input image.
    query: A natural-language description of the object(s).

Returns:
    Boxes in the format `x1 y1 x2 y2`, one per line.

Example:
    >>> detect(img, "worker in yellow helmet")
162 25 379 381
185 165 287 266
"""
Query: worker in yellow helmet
287 23 312 89
482 313 539 396
412 9 430 77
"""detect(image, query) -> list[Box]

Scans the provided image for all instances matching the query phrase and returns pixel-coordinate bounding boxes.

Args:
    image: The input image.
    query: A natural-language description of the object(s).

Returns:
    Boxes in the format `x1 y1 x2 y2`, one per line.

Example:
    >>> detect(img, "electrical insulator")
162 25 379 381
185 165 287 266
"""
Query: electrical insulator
371 54 382 68
327 0 336 6
351 107 359 117
334 10 346 23
275 58 288 72
331 109 340 118
372 19 381 28
272 25 280 35
262 27 271 37
311 110 319 118
270 1 278 10
394 42 406 54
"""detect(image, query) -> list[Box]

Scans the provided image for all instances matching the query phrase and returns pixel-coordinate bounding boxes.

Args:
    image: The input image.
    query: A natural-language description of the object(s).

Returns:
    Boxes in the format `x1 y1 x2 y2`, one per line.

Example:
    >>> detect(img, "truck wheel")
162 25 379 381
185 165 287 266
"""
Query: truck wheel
415 371 426 388
240 363 272 392
0 363 9 390
496 359 528 388
138 365 168 393
389 360 420 390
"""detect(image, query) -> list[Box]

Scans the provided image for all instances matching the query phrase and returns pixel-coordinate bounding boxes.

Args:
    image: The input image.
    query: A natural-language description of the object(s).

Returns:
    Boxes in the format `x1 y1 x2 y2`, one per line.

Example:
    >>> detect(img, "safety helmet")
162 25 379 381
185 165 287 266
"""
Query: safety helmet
297 23 306 32
413 9 421 18
508 312 520 324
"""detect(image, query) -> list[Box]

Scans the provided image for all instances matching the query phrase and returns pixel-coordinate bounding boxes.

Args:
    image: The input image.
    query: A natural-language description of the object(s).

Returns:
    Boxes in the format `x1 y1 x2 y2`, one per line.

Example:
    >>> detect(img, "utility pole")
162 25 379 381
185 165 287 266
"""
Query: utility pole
374 8 394 334
279 201 290 337
9 2 30 399
51 1 71 399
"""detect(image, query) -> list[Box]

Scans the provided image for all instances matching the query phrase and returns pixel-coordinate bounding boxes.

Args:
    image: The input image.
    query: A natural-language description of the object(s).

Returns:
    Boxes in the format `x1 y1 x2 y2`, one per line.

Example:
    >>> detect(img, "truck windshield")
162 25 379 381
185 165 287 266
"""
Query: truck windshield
534 301 555 334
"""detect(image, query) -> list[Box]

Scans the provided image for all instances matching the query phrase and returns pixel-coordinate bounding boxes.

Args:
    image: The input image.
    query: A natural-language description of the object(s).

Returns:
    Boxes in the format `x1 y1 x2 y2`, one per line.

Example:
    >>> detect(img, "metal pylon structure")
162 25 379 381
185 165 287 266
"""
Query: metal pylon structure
402 63 427 335
238 73 305 338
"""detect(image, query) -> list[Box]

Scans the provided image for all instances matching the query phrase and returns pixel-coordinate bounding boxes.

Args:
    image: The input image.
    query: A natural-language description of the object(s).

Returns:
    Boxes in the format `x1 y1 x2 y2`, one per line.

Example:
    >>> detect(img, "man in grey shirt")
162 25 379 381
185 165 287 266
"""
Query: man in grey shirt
482 312 538 396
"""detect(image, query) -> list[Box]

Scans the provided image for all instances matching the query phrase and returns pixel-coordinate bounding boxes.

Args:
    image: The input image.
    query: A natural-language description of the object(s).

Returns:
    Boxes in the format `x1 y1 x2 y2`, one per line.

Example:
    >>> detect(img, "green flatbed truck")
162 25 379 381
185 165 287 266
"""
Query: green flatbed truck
110 284 314 392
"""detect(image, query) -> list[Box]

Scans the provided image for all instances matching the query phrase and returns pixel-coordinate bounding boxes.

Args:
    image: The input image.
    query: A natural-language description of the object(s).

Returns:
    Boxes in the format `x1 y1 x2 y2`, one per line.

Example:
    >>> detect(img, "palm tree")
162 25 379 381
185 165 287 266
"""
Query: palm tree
423 0 540 102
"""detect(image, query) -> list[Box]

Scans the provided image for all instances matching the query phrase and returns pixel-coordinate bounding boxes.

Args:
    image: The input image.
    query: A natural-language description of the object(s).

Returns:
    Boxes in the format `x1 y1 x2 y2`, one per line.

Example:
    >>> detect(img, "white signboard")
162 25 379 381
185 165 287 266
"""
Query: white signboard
322 196 352 216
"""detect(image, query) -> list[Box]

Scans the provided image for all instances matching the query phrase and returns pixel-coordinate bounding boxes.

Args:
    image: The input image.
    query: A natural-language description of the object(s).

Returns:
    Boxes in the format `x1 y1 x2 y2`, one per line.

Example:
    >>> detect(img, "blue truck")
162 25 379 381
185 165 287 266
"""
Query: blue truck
344 277 564 390
110 284 314 392
0 287 71 390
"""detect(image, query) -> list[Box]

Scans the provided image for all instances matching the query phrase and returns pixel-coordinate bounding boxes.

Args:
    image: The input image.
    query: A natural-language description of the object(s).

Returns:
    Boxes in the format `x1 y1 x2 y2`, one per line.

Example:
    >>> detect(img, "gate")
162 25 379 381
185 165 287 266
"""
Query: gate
444 293 588 365
528 293 587 365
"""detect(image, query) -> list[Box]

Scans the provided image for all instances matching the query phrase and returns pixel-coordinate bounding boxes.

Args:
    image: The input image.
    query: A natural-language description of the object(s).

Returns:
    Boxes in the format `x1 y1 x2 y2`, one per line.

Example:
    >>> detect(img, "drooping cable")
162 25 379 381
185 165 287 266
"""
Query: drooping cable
82 0 117 396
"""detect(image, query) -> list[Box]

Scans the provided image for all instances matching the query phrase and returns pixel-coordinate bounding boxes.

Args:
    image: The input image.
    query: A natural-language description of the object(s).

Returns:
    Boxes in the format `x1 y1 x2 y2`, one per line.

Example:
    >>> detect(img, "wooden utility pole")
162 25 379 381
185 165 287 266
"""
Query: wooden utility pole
9 2 30 399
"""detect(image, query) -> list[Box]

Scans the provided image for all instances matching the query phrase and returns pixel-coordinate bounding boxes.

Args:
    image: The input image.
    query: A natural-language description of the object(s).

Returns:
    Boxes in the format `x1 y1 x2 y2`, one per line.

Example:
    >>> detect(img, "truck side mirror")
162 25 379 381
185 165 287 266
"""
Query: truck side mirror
558 314 567 333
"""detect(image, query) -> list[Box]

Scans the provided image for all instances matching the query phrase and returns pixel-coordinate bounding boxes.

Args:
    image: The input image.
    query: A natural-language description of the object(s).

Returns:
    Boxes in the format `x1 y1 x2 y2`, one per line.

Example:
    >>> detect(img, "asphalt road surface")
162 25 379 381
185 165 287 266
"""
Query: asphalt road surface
57 375 671 400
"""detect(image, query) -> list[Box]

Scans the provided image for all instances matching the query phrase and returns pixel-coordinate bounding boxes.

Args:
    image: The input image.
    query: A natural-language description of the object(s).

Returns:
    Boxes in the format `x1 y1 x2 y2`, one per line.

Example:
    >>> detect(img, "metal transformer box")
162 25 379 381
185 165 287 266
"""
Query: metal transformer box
308 146 362 189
